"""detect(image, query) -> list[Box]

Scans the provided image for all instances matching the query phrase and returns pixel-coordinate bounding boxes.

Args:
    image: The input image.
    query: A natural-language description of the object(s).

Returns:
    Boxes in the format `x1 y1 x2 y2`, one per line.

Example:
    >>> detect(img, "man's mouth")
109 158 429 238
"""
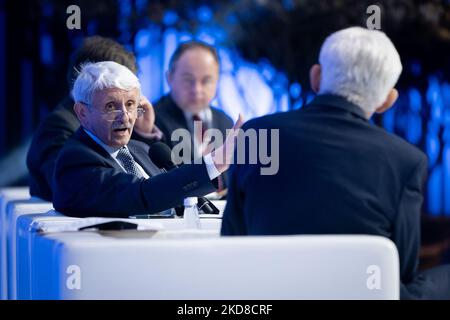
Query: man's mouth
113 127 130 135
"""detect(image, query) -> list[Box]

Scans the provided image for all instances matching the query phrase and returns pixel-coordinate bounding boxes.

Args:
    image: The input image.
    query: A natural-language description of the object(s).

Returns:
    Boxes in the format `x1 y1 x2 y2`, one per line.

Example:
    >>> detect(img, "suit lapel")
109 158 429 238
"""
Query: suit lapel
166 95 189 130
76 128 126 172
164 95 195 158
308 94 368 120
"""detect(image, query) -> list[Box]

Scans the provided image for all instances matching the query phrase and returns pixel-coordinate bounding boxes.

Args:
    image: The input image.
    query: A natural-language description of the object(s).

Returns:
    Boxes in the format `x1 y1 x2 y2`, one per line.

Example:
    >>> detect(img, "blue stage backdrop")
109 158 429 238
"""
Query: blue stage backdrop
0 0 449 216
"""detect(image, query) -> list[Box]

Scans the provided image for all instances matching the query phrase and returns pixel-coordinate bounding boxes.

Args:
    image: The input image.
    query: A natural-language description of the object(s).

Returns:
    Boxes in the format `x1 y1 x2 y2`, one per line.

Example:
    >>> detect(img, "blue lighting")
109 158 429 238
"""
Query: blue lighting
282 0 295 10
442 83 450 125
195 28 216 45
409 88 422 112
289 82 302 99
225 13 238 25
135 0 148 11
20 60 33 140
259 59 276 82
426 124 440 167
162 28 178 93
42 3 53 18
119 0 132 16
39 34 53 66
382 108 395 133
178 31 193 43
87 21 98 35
292 99 304 110
306 93 315 104
410 61 421 76
135 28 151 53
163 10 178 26
0 9 4 156
405 113 422 145
428 165 442 216
197 6 213 23
443 145 450 214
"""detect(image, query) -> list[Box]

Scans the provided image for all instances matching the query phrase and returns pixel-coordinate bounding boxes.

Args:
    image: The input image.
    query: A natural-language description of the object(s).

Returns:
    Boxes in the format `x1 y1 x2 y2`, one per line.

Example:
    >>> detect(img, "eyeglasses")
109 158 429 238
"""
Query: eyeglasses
99 107 146 121
81 102 145 121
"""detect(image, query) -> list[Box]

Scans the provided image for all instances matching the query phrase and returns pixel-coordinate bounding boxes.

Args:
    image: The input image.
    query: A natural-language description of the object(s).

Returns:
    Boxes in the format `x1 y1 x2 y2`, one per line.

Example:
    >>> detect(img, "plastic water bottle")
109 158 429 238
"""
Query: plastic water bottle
183 197 201 229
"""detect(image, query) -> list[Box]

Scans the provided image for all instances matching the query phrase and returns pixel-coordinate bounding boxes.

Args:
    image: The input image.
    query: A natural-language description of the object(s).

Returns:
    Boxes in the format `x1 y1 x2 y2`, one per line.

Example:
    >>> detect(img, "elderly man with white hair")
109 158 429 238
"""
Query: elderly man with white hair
221 27 450 299
53 61 242 218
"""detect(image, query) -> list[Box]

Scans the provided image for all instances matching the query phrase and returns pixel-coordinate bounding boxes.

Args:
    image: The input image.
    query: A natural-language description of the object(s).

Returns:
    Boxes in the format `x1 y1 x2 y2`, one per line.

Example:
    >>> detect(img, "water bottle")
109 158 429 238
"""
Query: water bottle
183 197 201 229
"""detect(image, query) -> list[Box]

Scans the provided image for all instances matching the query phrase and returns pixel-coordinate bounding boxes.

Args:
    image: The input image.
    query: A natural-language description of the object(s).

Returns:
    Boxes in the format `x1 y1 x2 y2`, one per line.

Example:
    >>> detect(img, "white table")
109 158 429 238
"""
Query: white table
0 187 30 299
16 213 221 299
6 200 53 299
17 214 399 300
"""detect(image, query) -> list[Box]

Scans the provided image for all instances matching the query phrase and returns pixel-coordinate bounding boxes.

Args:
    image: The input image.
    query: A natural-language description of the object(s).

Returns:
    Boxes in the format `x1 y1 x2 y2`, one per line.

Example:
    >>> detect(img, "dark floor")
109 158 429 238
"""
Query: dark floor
419 216 450 270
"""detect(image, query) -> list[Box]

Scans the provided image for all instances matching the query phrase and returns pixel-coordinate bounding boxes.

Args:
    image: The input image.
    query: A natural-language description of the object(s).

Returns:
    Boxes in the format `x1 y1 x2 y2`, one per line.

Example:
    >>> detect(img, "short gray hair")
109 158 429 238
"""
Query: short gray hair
72 61 141 106
319 27 402 114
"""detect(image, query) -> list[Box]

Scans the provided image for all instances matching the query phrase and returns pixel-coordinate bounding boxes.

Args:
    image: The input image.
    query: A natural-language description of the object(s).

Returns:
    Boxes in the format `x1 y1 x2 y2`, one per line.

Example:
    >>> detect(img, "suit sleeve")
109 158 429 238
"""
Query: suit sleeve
394 156 427 282
220 161 247 236
396 156 450 300
154 111 173 148
53 147 217 218
392 155 426 296
27 107 79 200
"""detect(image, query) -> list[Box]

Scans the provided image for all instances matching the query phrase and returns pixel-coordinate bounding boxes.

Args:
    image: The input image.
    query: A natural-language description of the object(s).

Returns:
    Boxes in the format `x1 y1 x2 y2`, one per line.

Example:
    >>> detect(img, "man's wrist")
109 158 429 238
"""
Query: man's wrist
204 153 221 179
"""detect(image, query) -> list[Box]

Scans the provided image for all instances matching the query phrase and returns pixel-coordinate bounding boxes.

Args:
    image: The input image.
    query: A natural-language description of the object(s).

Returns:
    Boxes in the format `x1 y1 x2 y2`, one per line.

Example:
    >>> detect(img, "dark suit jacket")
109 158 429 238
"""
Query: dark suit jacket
27 96 161 201
221 94 450 300
154 94 233 188
27 97 80 201
53 128 217 218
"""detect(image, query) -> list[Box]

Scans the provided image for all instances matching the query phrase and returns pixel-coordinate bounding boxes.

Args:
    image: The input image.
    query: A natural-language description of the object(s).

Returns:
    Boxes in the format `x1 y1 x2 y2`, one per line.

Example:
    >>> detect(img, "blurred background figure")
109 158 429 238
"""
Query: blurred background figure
154 41 233 192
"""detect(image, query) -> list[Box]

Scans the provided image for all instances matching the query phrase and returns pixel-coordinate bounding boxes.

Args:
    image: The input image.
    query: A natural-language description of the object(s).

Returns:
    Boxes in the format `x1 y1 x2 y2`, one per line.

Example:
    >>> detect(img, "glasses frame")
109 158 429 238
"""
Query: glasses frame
80 102 146 121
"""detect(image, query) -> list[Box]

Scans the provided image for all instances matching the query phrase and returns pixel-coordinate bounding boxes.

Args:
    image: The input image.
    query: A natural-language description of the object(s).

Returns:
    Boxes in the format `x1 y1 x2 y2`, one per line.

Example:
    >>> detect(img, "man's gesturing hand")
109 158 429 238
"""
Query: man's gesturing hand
211 114 244 173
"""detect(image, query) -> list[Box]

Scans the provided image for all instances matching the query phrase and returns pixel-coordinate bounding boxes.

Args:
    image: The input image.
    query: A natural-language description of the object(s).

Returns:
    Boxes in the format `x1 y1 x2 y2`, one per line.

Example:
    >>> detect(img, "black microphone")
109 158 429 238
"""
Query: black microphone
148 142 219 215
148 142 177 171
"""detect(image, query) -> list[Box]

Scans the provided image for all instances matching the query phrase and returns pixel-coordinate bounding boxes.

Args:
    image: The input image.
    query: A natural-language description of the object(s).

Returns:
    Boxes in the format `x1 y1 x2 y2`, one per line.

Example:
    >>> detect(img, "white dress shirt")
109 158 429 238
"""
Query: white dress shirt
83 128 220 180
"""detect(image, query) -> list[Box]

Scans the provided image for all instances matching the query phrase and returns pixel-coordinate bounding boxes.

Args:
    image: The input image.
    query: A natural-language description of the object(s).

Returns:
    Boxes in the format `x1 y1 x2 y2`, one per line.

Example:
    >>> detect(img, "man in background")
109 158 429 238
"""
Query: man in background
154 41 233 193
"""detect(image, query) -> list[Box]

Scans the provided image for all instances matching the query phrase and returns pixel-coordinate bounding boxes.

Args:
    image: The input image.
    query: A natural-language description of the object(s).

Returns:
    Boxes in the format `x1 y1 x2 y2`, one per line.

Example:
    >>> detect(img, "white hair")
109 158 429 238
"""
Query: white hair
318 27 402 114
71 61 141 105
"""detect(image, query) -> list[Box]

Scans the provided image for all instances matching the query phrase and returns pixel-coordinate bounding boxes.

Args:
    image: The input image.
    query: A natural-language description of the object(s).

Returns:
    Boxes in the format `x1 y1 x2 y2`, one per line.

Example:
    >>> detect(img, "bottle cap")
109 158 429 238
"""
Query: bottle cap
183 197 198 206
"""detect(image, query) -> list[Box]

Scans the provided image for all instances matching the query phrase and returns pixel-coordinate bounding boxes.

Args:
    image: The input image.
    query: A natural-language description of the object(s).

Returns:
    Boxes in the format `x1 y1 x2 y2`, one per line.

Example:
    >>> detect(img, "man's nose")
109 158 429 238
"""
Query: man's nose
192 81 204 95
115 105 131 120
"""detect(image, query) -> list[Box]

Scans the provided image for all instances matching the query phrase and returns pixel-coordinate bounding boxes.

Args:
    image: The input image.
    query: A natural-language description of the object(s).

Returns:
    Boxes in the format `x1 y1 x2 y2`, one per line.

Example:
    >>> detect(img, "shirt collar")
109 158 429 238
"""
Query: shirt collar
308 94 369 120
182 107 212 124
83 128 124 156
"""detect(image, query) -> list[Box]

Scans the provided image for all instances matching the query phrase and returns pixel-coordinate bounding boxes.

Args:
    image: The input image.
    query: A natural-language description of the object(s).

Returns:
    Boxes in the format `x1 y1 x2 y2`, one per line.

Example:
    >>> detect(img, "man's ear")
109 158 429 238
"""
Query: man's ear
309 64 321 93
73 102 89 126
165 70 172 86
375 89 399 114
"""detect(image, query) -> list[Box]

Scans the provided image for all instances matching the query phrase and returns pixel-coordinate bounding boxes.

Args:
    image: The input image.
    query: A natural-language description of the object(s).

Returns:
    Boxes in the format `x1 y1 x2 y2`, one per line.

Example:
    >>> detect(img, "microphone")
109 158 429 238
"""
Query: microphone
148 142 177 171
148 142 219 215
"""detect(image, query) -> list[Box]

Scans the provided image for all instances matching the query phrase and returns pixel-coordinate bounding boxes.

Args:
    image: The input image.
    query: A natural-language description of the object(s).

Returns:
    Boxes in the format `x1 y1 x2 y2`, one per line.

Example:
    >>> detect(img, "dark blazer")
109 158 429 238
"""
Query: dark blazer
53 128 217 218
221 94 450 300
27 97 80 201
27 96 161 201
154 94 233 189
154 94 234 149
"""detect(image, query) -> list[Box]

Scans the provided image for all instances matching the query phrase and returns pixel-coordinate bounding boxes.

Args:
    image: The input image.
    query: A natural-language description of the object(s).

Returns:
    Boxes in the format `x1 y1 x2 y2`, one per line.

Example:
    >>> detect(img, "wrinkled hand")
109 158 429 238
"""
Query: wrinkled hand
134 96 156 138
211 114 244 173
